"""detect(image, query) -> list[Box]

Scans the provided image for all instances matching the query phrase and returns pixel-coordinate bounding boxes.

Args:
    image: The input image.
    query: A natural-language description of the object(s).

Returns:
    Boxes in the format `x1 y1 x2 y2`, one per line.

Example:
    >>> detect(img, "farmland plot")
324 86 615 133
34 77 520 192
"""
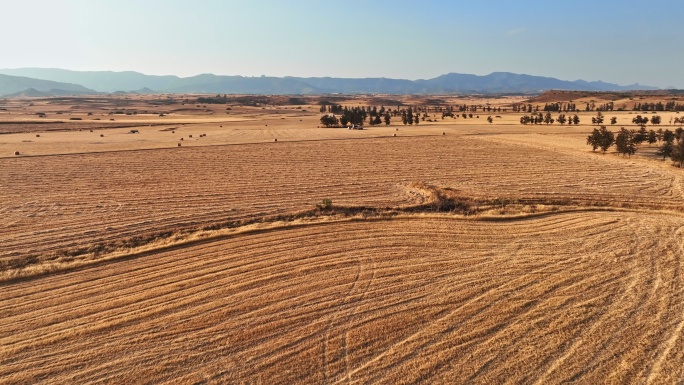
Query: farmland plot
2 115 684 384
1 213 683 384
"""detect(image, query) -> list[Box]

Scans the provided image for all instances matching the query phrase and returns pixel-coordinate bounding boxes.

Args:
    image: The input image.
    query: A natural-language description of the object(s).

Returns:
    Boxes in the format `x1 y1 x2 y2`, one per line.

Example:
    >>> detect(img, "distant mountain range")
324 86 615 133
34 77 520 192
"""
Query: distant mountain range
0 68 660 96
0 73 96 96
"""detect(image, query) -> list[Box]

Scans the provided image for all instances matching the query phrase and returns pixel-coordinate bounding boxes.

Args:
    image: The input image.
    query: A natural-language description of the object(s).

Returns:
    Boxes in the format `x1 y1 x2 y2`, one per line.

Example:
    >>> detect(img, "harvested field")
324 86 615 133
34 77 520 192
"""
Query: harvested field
2 94 684 384
2 213 683 384
2 135 683 278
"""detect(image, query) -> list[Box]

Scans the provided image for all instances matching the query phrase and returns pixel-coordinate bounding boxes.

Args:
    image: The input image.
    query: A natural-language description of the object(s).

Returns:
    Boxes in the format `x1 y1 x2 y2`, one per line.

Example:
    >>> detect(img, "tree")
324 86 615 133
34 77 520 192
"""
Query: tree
587 127 614 153
647 130 657 145
650 115 661 125
543 112 554 125
572 115 580 125
657 129 676 159
557 114 567 125
591 111 604 125
319 114 339 127
487 116 493 124
671 137 684 167
615 128 636 157
633 126 647 145
384 113 391 126
587 128 601 152
598 126 614 153
632 114 649 127
610 116 617 125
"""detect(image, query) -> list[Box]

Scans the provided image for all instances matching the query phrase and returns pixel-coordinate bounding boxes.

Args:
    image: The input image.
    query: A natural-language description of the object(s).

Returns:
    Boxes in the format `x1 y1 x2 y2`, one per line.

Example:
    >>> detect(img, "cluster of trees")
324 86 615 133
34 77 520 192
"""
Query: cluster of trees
520 113 580 125
197 94 229 104
632 114 661 126
587 126 684 166
633 101 684 112
319 105 390 127
540 103 579 112
400 108 420 125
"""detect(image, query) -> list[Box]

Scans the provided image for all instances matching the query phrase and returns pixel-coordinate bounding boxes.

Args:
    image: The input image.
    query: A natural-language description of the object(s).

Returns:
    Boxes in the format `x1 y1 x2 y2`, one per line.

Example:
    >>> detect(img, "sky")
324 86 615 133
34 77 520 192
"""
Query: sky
1 0 683 88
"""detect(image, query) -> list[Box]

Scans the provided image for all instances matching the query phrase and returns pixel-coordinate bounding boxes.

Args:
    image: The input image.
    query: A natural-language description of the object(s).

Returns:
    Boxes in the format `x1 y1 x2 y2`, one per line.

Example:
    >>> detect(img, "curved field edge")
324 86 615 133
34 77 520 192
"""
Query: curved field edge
1 212 683 384
0 187 676 283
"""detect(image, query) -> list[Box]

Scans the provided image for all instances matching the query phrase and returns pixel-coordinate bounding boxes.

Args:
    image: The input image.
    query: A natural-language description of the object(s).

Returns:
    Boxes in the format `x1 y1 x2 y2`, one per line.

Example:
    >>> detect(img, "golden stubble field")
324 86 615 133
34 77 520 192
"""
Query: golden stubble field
1 93 684 384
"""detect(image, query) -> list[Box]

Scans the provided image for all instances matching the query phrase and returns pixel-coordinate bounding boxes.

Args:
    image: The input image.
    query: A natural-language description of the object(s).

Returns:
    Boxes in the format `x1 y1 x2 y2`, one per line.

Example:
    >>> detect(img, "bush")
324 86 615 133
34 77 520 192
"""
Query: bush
317 198 333 210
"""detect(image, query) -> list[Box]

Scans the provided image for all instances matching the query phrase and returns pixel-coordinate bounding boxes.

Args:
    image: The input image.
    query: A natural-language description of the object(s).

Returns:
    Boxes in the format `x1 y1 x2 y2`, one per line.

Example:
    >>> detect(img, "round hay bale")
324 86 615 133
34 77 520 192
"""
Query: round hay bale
36 134 40 137
393 133 397 137
189 134 193 138
14 151 20 156
442 132 446 135
396 128 399 131
177 143 182 147
274 138 278 142
100 134 104 137
171 131 175 134
180 138 184 141
90 130 93 132
265 124 268 127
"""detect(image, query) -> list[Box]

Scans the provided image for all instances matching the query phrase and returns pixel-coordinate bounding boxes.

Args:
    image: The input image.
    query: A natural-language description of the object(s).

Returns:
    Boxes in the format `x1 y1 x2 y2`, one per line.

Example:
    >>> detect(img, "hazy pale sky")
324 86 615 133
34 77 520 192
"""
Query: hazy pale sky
2 0 683 87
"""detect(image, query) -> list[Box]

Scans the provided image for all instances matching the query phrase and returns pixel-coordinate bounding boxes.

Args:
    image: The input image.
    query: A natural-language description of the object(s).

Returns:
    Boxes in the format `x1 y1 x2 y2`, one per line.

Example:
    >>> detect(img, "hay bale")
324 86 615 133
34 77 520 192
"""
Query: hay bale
14 151 20 156
442 132 446 135
100 134 104 137
189 134 193 138
36 134 40 137
393 133 397 137
180 138 184 141
274 138 278 142
171 131 175 134
177 143 181 147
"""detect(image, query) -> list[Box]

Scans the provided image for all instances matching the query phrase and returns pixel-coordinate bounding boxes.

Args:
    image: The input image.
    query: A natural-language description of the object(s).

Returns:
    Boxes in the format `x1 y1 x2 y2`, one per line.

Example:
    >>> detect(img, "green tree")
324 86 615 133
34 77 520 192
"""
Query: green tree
557 114 567 124
615 128 636 157
632 114 648 127
598 126 614 153
587 128 601 152
591 111 604 125
671 137 684 167
319 114 339 127
633 126 648 145
543 112 554 125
